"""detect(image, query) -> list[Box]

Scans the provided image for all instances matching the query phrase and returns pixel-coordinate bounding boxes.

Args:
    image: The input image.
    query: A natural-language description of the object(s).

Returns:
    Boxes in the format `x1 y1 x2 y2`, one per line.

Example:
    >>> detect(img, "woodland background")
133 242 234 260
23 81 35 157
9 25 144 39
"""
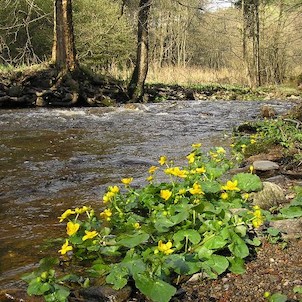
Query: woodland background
1 0 302 88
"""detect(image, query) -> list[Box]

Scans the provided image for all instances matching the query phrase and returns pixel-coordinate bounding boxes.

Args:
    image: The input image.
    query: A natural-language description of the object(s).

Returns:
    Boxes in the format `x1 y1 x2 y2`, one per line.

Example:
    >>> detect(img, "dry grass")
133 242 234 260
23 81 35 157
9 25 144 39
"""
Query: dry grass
105 64 250 86
146 65 250 86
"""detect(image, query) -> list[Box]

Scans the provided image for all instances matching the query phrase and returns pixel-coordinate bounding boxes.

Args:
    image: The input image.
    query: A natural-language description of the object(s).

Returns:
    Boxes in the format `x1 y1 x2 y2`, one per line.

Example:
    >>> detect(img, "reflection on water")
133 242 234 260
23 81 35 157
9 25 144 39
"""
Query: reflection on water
0 100 294 289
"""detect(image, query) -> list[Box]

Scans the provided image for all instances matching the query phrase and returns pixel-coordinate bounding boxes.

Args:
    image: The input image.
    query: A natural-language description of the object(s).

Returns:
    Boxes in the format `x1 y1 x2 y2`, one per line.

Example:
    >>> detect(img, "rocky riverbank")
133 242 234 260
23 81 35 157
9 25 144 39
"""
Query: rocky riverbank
1 65 302 108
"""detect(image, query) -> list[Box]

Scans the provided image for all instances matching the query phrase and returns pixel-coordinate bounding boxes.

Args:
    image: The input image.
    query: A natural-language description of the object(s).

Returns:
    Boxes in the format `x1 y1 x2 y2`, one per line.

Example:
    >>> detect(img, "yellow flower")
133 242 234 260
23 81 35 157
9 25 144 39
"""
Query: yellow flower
133 222 140 229
216 147 226 154
186 153 195 164
75 206 90 214
109 186 120 194
157 240 174 255
103 191 115 204
100 209 112 221
178 188 187 195
82 230 98 241
189 182 204 195
164 167 188 178
252 206 264 228
249 165 254 174
121 178 133 185
149 166 158 174
58 209 75 222
221 180 240 192
196 166 206 174
160 189 172 201
241 144 247 152
58 239 73 255
66 221 80 236
250 139 256 144
192 143 202 149
159 156 167 166
221 192 229 200
242 193 249 200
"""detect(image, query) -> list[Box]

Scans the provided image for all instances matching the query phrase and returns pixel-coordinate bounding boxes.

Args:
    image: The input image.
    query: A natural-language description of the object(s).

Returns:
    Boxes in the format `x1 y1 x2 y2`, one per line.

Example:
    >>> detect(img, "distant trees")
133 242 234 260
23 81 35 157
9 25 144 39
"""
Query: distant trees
0 0 52 65
1 0 302 90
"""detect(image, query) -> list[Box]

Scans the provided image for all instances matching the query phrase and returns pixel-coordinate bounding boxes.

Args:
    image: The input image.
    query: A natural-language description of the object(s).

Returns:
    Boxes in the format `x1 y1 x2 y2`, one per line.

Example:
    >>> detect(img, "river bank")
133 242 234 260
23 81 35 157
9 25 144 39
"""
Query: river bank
1 65 302 108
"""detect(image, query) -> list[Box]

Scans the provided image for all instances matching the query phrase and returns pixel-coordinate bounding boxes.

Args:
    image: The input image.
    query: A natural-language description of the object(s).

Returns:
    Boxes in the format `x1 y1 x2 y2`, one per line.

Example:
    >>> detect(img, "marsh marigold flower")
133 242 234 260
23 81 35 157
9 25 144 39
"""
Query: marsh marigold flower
165 167 188 178
149 166 158 174
216 147 226 154
109 186 120 194
121 178 133 185
189 182 204 195
186 153 195 164
196 166 206 174
160 189 172 201
192 143 202 149
221 180 240 192
66 221 80 236
252 205 264 228
59 239 73 255
75 206 90 214
58 209 75 222
157 240 174 255
82 230 98 241
159 156 167 166
103 191 115 204
100 208 112 221
221 192 229 200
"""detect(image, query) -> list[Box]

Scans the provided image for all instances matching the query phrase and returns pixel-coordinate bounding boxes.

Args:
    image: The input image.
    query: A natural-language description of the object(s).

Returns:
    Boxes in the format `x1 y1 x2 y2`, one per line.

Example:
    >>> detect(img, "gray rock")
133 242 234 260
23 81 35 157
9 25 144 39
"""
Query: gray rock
79 285 132 302
253 160 280 171
251 181 286 210
270 218 302 240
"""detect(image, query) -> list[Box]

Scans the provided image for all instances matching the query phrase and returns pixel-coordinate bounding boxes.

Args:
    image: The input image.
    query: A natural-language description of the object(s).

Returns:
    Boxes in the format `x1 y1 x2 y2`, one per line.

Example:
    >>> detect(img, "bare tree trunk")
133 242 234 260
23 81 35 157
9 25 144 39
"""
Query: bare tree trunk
52 0 78 72
128 0 152 102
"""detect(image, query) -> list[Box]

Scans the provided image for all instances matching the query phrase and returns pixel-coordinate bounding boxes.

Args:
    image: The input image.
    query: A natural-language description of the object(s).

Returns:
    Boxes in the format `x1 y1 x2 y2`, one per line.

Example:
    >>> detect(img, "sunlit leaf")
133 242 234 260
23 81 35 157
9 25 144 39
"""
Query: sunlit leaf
233 173 262 192
133 273 176 302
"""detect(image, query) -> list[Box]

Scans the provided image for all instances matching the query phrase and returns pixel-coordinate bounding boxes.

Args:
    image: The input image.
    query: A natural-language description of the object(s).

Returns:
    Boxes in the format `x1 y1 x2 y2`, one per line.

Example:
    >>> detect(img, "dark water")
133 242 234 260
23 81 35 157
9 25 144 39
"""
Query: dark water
0 100 294 289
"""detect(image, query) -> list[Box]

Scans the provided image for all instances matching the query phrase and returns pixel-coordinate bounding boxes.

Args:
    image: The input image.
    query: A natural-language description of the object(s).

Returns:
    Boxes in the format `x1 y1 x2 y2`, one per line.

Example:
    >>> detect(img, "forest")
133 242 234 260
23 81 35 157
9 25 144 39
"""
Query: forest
1 0 302 105
1 1 302 302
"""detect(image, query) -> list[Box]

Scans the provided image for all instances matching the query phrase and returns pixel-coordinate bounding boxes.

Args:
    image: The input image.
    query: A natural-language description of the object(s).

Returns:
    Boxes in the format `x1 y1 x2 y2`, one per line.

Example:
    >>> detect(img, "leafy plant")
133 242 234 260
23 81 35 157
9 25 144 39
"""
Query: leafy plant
23 145 266 302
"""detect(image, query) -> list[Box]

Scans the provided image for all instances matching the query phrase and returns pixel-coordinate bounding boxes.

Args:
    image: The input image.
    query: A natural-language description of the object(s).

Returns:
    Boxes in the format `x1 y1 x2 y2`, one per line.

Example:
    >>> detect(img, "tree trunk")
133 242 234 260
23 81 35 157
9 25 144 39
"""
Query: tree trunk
128 0 152 102
52 0 78 72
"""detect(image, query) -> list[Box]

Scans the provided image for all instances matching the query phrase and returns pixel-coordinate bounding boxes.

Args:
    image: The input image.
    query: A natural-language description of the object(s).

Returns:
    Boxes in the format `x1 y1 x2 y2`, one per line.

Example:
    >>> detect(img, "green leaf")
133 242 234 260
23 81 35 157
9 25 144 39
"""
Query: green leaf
280 206 302 218
118 232 149 248
203 235 227 250
44 285 70 302
166 254 202 275
170 210 189 225
196 246 213 259
27 279 51 296
228 257 246 274
234 225 247 237
233 173 262 192
267 227 281 237
202 180 221 194
293 285 302 294
133 273 177 302
173 229 201 245
203 254 229 275
106 266 128 290
268 293 288 302
228 232 249 258
154 217 175 232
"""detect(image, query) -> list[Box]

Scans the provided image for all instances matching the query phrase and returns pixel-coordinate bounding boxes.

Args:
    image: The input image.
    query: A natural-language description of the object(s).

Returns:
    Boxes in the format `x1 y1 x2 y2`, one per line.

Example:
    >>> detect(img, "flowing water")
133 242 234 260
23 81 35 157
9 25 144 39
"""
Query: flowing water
0 100 294 289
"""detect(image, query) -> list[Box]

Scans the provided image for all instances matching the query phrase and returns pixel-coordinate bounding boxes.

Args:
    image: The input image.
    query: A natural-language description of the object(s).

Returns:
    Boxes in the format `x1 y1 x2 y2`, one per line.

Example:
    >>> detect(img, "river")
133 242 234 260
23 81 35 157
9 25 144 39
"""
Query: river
0 100 294 290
